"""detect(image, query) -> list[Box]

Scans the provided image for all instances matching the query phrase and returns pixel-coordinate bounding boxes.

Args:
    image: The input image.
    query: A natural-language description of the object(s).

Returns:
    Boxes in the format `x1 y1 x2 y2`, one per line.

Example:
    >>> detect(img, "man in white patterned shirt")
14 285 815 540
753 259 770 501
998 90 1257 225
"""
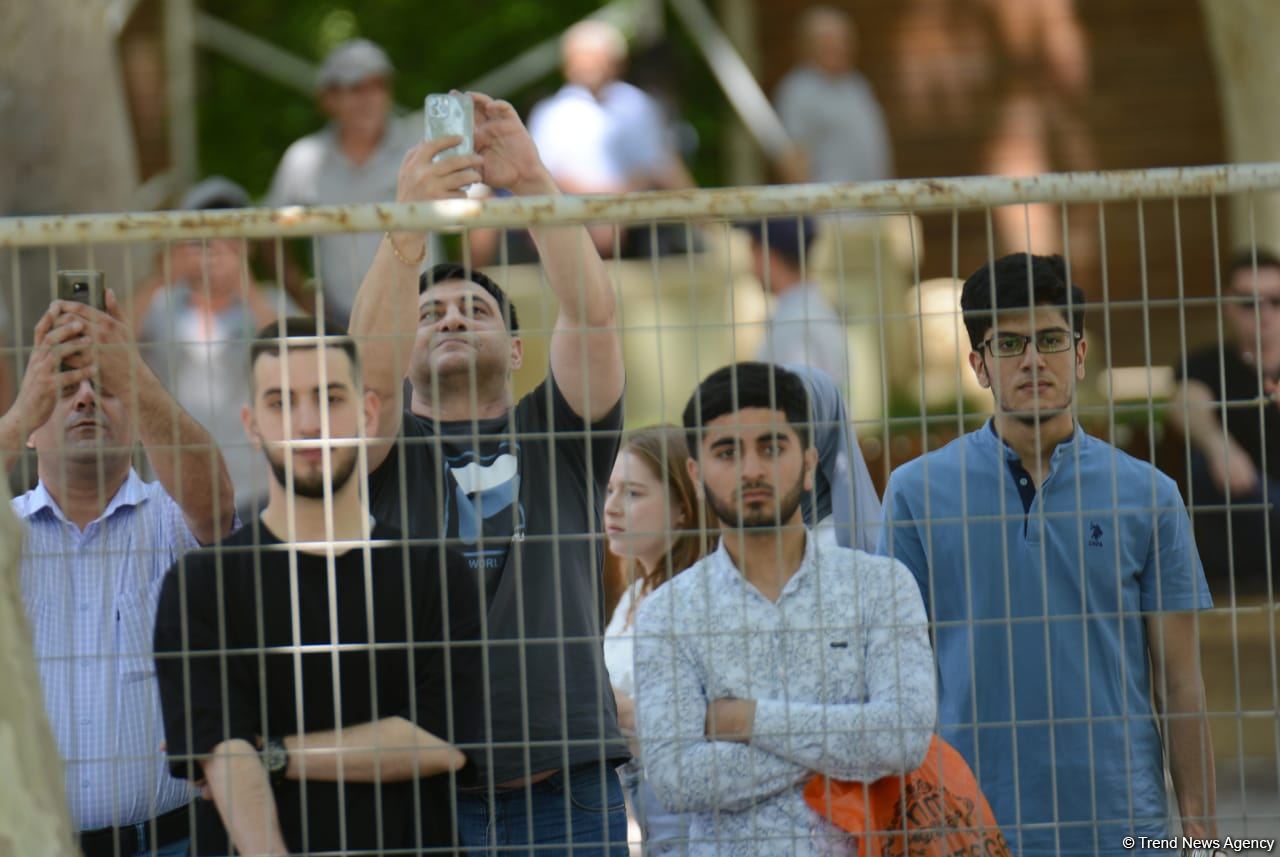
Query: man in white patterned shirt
0 292 235 857
633 362 935 855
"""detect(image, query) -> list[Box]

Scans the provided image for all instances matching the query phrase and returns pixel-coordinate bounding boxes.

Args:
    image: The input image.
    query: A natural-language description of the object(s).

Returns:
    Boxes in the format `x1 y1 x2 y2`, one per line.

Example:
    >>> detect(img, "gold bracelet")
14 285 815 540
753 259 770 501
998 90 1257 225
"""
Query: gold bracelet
385 232 426 267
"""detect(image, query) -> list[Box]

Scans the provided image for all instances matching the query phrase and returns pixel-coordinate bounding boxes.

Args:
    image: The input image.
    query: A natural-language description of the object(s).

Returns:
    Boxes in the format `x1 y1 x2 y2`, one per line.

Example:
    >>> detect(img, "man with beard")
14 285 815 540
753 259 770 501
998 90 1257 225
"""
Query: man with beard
153 318 466 855
351 92 628 852
631 362 934 855
2 291 235 857
879 254 1217 856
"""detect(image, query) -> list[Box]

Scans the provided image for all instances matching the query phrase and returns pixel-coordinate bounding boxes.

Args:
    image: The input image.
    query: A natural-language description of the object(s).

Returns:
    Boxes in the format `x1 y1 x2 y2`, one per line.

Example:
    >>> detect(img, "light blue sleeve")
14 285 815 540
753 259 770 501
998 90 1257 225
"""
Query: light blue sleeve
877 469 932 618
633 588 810 813
1139 475 1213 613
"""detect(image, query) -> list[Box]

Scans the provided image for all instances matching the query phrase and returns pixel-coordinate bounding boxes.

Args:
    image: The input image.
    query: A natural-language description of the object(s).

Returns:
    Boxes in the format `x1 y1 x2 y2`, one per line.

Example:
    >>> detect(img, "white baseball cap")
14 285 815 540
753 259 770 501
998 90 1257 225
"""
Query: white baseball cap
316 39 393 91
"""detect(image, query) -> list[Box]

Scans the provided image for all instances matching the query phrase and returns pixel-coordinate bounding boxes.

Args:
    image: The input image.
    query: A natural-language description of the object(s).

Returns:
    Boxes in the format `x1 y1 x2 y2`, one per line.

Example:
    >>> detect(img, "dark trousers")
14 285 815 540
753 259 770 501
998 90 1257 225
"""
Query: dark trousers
454 762 629 856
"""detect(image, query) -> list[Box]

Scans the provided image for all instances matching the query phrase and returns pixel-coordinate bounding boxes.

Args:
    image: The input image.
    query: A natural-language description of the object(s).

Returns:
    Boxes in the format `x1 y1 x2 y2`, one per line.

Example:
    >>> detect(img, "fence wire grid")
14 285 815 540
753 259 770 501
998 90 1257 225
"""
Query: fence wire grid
0 166 1277 857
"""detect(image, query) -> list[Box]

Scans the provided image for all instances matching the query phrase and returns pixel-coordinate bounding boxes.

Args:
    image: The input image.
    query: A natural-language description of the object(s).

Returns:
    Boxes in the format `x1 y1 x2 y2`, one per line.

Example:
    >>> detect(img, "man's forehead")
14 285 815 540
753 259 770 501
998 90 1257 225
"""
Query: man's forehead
420 279 500 308
254 346 355 387
702 407 797 440
1231 266 1280 293
987 306 1071 332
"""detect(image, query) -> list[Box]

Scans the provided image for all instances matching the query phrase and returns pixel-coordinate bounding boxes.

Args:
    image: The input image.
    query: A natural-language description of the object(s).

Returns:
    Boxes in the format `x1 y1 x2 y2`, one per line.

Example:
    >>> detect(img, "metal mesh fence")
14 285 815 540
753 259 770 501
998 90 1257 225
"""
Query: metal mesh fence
0 166 1277 855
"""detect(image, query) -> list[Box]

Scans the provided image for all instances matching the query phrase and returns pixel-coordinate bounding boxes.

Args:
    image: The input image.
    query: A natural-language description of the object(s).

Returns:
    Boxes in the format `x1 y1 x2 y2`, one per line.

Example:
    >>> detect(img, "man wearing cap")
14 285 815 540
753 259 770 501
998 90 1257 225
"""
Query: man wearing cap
134 177 291 516
267 39 441 327
743 216 849 388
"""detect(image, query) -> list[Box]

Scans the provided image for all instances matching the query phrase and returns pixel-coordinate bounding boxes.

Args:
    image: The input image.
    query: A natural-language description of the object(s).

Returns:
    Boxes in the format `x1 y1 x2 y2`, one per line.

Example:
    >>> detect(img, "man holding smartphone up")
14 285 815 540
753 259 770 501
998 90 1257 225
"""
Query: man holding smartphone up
351 91 629 853
0 283 236 857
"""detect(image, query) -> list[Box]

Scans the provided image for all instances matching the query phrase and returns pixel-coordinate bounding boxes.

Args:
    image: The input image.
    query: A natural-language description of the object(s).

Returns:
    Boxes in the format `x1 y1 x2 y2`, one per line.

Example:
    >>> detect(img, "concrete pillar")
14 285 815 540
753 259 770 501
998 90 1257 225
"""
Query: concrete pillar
0 478 77 857
1201 0 1280 251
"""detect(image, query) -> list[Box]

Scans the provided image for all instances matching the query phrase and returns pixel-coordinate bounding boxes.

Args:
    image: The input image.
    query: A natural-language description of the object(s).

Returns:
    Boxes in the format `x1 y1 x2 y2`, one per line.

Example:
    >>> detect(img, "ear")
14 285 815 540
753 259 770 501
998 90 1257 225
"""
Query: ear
802 445 819 493
968 350 991 389
686 456 704 501
509 335 524 372
1075 337 1088 381
362 389 380 439
319 91 337 117
241 404 261 451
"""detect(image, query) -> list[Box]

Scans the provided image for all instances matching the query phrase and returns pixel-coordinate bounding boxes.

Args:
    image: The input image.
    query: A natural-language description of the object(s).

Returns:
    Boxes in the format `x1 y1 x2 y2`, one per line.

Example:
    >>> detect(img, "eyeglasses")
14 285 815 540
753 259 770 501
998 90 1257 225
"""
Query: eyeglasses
980 328 1081 358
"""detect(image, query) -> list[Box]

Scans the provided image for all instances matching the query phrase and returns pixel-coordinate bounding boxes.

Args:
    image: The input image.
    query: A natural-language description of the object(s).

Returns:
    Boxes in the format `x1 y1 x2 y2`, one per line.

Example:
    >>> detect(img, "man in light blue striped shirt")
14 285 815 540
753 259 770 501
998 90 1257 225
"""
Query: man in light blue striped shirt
2 293 235 857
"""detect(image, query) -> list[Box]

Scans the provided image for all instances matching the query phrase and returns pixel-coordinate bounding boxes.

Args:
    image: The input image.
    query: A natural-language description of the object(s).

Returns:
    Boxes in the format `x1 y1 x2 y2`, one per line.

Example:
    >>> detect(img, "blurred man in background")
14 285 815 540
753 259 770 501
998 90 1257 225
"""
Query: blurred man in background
774 6 892 184
742 216 848 389
267 38 441 326
134 177 287 516
525 20 694 258
1 291 234 857
1169 249 1280 596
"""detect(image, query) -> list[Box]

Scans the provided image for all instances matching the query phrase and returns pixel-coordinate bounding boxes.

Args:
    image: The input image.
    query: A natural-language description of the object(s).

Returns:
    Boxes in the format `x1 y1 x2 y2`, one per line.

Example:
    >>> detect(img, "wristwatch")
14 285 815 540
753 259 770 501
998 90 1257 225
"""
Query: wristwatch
259 737 289 786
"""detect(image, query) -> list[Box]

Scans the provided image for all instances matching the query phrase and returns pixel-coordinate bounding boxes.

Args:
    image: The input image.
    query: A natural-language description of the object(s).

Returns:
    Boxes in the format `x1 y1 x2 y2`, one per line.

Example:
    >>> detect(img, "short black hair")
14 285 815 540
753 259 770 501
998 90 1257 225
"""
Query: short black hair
419 262 520 333
1227 248 1280 284
960 253 1086 350
682 362 811 459
248 316 360 392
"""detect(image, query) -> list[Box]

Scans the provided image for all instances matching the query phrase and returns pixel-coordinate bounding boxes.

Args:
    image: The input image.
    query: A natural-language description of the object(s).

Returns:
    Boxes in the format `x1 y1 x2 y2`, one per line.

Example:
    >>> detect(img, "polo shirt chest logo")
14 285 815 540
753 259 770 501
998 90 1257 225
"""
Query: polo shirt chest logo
1089 521 1104 548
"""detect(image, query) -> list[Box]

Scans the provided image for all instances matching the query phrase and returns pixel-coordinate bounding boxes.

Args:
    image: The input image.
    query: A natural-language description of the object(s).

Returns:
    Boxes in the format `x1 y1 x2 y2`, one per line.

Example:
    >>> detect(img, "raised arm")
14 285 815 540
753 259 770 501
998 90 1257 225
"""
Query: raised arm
347 137 482 472
633 593 811 813
202 740 289 857
1168 378 1258 496
471 92 624 422
0 306 96 471
62 293 235 543
716 559 935 782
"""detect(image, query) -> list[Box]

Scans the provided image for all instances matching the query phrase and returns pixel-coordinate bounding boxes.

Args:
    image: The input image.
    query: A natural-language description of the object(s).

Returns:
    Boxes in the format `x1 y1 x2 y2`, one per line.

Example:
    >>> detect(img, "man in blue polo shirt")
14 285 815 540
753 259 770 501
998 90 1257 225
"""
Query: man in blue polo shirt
879 253 1216 856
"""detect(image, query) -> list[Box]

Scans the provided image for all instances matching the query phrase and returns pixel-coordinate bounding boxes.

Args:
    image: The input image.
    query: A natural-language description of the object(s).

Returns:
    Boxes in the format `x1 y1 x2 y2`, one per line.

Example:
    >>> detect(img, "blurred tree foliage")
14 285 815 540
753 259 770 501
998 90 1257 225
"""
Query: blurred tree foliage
197 0 731 196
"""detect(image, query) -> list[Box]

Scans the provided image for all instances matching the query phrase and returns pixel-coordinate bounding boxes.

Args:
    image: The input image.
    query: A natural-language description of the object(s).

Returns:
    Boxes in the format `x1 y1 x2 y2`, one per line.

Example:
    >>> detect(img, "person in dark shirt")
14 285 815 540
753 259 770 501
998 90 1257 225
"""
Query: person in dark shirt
154 318 466 855
349 92 628 853
1170 249 1280 595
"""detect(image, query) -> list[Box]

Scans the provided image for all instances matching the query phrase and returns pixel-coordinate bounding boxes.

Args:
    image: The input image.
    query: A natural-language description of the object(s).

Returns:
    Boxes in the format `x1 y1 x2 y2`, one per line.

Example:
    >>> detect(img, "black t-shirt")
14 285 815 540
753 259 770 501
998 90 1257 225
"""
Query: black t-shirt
1179 345 1280 482
367 377 626 785
153 521 458 855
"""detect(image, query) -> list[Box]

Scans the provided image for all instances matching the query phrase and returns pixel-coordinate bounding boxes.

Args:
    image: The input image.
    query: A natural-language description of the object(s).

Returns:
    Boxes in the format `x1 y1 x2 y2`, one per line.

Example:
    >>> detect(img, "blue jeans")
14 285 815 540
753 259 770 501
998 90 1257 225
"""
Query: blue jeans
456 763 629 856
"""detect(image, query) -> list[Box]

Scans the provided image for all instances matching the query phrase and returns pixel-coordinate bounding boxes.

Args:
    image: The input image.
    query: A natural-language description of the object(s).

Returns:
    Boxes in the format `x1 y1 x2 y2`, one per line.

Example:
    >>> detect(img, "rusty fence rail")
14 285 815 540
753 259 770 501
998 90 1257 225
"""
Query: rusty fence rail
4 164 1280 245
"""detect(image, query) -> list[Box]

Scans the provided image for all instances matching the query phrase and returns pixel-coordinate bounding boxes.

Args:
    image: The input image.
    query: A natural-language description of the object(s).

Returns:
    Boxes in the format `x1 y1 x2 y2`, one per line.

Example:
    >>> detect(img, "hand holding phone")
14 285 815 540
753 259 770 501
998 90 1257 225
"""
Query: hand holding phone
424 93 474 163
55 270 106 311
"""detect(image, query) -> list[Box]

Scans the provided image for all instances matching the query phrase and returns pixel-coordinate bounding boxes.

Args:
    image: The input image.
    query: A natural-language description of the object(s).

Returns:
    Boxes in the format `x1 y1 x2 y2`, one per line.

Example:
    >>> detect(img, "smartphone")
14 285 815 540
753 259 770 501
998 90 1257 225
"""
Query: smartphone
424 93 474 163
56 270 106 311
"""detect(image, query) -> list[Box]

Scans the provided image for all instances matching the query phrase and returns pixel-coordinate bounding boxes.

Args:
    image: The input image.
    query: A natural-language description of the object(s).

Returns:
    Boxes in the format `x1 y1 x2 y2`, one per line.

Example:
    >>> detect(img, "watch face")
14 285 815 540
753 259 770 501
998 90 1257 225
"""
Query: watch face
263 740 288 774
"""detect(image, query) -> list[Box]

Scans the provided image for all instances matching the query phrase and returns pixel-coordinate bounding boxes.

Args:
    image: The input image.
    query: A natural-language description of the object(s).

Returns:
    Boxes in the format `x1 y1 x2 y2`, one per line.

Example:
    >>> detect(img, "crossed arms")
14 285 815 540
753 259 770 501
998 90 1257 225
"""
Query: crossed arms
632 566 936 814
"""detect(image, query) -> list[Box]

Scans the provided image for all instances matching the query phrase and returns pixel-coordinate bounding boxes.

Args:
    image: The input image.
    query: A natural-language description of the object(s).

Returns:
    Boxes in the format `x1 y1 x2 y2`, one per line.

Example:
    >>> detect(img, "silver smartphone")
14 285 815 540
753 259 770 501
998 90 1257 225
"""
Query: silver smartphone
56 270 106 311
424 93 474 163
